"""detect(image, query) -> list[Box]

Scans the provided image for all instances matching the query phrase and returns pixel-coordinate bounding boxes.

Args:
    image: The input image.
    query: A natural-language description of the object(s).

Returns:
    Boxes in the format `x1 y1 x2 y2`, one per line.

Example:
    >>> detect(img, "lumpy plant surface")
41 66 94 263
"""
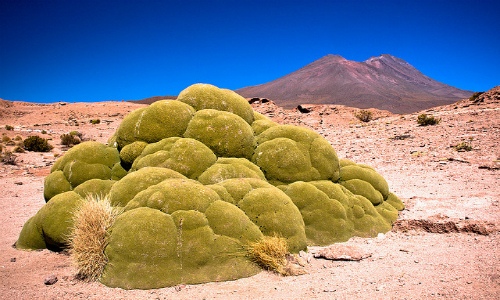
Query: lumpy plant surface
16 83 404 289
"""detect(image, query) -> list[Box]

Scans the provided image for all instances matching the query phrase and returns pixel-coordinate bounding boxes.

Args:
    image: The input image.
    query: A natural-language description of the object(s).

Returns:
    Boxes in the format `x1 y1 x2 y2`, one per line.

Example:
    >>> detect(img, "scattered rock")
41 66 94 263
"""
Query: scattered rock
389 134 412 140
174 284 186 292
14 181 23 185
478 165 500 170
10 257 16 262
393 219 498 235
310 244 372 261
44 275 58 285
297 105 311 113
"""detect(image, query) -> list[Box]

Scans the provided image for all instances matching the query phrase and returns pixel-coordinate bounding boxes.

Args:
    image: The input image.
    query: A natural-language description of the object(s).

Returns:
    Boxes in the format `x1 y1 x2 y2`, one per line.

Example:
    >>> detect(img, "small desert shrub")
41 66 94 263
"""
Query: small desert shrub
60 133 82 147
453 141 472 151
355 110 373 122
90 119 101 124
246 235 289 275
5 125 14 131
14 135 23 141
417 114 441 126
1 151 17 165
1 135 11 143
23 136 53 152
469 91 484 102
41 130 47 134
70 130 82 137
0 144 3 152
68 195 123 281
13 146 25 153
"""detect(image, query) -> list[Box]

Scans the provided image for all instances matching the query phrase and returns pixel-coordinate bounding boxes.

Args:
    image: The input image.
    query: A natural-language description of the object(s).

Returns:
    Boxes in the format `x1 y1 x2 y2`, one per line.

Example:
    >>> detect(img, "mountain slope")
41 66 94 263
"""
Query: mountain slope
235 54 474 114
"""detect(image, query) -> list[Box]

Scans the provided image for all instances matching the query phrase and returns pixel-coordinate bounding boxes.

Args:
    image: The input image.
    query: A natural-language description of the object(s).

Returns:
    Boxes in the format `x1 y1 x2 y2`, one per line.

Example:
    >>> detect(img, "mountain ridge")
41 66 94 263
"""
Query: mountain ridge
235 54 474 114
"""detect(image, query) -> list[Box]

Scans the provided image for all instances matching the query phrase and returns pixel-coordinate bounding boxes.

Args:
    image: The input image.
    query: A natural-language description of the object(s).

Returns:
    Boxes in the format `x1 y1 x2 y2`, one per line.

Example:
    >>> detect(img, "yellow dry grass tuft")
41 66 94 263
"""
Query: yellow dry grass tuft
68 194 122 281
246 235 289 275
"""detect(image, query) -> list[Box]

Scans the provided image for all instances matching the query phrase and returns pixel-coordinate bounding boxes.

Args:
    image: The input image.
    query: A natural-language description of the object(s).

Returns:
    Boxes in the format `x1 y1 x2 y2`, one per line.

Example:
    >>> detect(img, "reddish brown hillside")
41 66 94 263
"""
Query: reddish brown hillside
236 54 474 114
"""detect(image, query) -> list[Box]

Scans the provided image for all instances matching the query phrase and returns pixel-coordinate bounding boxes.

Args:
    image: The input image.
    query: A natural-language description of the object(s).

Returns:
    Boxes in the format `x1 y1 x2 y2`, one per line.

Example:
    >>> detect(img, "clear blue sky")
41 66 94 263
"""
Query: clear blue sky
1 0 499 103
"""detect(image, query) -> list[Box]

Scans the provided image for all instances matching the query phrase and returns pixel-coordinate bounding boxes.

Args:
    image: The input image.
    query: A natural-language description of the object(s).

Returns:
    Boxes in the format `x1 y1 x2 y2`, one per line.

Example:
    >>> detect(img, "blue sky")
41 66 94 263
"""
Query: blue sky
1 0 499 103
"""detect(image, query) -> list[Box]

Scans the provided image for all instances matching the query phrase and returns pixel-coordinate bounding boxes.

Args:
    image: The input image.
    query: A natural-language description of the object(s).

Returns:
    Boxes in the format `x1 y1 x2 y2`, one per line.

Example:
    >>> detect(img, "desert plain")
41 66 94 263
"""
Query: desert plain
0 87 499 299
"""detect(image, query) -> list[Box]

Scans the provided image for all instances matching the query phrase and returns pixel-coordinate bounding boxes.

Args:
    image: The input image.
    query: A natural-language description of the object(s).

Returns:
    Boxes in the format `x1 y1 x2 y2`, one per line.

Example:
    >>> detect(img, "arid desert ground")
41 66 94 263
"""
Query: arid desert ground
0 87 499 299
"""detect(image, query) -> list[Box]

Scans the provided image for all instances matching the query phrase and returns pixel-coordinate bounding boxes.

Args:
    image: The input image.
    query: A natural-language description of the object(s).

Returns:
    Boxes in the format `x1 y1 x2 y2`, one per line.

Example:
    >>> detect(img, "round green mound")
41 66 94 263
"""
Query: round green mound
115 100 195 149
44 141 121 201
17 83 404 290
184 109 255 159
177 83 255 124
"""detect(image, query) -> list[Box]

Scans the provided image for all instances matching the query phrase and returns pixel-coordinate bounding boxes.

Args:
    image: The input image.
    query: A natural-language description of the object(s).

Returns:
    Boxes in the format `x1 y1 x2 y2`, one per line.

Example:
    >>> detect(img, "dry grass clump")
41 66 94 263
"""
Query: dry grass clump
453 141 473 152
417 113 441 126
247 235 288 274
60 132 82 147
355 109 373 122
68 195 122 281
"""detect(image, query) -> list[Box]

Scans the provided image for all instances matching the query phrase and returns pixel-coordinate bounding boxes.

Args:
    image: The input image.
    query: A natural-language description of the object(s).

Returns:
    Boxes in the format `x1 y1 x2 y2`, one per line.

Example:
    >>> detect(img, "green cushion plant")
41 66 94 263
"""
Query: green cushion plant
17 83 404 289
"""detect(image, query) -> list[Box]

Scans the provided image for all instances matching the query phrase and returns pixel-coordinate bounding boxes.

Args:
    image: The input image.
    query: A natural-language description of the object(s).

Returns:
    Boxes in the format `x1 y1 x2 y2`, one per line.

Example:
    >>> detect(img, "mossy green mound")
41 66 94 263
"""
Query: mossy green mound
124 178 220 214
282 181 353 245
184 109 255 159
44 142 120 201
73 179 116 198
101 206 261 289
109 167 187 207
197 157 266 184
253 125 340 184
177 83 254 124
339 164 389 199
119 141 148 166
16 192 84 251
18 83 405 290
130 137 217 179
115 100 195 149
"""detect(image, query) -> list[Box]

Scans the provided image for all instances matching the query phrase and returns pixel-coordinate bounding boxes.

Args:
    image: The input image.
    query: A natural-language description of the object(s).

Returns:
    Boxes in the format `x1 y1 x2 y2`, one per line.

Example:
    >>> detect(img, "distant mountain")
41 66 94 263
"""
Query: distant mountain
235 54 474 114
128 95 177 105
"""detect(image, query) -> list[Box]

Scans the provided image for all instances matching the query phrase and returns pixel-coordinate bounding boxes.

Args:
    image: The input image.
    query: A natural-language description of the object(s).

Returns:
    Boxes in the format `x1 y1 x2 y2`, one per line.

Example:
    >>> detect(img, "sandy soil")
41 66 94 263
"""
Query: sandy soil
0 90 499 299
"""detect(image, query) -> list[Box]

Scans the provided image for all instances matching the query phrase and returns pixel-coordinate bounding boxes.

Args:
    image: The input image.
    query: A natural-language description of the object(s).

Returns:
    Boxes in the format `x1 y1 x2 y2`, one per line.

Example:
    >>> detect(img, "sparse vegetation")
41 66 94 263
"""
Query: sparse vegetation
355 110 373 122
5 125 14 131
1 151 17 165
90 119 101 124
23 136 54 152
1 135 11 143
453 141 473 152
41 130 47 134
61 131 82 147
417 113 441 126
247 235 289 275
14 135 23 141
13 146 25 153
469 91 484 102
68 195 123 281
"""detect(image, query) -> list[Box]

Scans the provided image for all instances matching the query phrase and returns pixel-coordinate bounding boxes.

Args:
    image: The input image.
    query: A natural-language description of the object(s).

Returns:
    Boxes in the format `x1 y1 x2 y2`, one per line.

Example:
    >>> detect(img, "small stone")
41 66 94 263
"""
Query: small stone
174 284 186 292
10 257 16 262
14 181 23 185
312 244 372 261
44 275 58 285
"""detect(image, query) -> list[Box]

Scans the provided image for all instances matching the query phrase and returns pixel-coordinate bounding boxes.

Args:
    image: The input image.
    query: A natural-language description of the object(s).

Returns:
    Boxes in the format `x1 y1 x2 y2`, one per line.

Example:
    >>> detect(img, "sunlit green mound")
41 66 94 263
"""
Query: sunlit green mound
16 83 404 289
